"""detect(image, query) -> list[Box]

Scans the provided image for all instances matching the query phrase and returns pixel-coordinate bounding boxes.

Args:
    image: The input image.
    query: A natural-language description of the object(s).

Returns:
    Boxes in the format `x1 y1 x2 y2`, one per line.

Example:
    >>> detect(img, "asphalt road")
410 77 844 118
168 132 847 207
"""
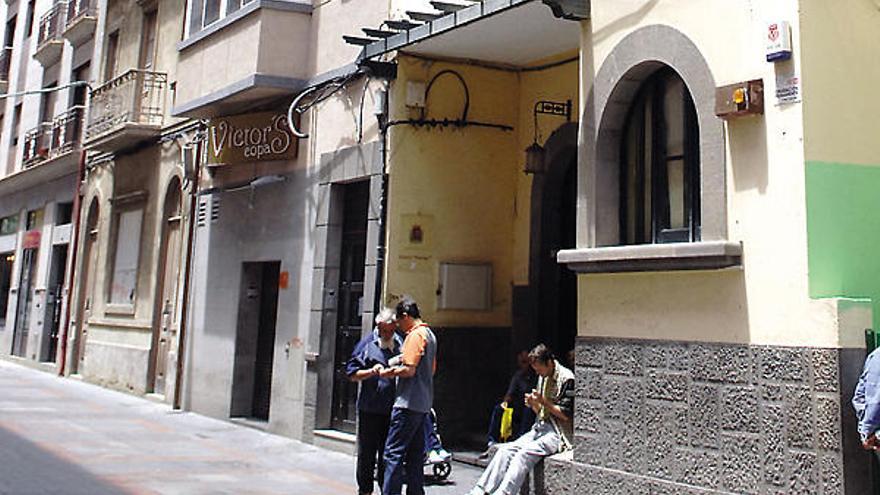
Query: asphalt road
0 359 480 495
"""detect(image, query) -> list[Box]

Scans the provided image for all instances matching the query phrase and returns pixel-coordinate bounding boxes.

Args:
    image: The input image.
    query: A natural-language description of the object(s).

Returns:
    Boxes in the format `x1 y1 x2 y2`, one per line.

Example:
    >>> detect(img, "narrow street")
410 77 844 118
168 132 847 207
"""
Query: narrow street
0 360 480 495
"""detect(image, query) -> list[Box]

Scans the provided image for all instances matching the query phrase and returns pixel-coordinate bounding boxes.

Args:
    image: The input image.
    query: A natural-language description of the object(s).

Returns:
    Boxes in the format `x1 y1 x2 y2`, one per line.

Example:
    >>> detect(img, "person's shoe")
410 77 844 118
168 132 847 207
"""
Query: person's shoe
466 488 487 495
427 449 445 464
436 448 452 461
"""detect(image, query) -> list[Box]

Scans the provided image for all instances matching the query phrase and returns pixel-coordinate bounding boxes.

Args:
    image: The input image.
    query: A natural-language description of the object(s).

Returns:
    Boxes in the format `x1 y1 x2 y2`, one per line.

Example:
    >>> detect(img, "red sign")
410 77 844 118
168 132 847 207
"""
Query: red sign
768 23 779 42
22 230 40 249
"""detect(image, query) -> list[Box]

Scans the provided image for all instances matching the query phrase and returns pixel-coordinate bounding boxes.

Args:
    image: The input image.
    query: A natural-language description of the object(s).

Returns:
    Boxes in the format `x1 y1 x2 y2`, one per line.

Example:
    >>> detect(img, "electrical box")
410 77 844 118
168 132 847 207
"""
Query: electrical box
715 79 764 119
437 262 492 311
406 81 426 108
765 21 793 62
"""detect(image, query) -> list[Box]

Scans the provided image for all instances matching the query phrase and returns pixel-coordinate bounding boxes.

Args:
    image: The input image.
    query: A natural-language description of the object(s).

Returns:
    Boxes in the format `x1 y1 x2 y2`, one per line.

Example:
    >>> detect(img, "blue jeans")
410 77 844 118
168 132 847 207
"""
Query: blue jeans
424 411 442 452
383 408 426 495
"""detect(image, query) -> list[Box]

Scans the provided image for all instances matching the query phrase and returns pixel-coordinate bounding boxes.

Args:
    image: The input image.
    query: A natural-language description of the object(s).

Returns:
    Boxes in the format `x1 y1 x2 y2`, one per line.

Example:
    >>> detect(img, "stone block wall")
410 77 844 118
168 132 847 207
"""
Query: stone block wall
543 337 872 495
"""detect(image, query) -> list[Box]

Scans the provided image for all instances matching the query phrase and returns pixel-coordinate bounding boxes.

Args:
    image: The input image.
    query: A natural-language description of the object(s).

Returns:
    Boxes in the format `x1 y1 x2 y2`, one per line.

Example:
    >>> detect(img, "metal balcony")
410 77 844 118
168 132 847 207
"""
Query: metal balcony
63 0 97 46
0 47 11 93
22 106 86 168
35 3 65 67
22 123 52 167
85 69 168 152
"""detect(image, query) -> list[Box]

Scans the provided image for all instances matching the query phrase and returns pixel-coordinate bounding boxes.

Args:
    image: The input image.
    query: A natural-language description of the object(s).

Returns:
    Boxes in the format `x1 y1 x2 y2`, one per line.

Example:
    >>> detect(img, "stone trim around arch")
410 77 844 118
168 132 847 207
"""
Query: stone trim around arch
580 24 727 250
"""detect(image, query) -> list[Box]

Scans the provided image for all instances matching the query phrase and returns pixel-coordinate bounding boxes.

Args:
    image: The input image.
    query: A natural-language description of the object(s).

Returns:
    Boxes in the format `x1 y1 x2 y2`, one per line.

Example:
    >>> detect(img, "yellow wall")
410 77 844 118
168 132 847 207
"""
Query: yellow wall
384 55 578 328
578 1 871 348
800 0 880 165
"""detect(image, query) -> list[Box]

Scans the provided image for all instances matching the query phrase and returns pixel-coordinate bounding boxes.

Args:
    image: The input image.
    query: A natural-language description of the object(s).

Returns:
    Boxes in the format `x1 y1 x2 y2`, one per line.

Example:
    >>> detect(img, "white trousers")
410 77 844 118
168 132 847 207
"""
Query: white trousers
476 420 561 495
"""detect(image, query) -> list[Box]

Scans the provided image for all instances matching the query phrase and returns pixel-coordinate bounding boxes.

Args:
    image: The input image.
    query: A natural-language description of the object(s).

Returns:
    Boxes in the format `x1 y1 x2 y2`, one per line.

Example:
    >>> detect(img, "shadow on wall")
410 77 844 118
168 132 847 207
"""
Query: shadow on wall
432 326 512 449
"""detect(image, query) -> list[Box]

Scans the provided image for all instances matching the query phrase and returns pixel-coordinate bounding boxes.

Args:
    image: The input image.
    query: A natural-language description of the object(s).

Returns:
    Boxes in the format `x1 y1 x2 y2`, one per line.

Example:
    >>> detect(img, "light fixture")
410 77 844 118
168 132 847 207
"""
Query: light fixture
524 99 572 175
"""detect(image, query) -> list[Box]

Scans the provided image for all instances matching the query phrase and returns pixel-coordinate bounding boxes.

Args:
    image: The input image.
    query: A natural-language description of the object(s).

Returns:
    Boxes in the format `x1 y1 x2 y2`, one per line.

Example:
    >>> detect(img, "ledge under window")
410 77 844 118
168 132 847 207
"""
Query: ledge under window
557 241 743 273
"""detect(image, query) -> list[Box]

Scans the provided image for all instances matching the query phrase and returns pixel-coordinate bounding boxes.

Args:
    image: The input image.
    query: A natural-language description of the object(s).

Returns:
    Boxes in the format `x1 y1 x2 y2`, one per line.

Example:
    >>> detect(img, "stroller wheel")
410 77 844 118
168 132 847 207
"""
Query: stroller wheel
432 461 452 480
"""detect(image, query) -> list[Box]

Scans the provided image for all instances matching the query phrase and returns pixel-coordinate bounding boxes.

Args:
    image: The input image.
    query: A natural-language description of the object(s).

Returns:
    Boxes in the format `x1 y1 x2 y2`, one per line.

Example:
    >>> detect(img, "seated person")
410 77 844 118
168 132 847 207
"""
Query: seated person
467 344 574 495
483 350 536 455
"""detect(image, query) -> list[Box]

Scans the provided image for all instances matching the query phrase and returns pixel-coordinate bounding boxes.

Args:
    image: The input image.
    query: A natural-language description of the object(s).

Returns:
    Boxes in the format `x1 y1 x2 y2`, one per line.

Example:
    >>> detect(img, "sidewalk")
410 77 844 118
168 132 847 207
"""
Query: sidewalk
0 359 479 495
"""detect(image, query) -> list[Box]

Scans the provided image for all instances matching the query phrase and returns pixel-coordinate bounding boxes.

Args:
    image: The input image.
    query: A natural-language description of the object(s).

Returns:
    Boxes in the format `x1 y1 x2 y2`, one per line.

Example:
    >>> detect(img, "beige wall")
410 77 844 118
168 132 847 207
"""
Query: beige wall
578 0 870 348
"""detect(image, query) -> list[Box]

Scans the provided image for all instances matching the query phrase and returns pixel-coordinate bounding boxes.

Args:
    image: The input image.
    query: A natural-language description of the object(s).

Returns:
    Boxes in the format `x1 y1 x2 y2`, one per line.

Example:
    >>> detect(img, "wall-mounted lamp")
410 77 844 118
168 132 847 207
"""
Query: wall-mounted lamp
524 99 572 175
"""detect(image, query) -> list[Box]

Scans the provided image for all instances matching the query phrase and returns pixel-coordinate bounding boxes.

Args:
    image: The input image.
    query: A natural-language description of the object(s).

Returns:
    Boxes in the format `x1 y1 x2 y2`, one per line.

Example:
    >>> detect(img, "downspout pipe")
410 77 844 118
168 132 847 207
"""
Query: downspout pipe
373 84 389 315
57 149 87 376
173 127 204 410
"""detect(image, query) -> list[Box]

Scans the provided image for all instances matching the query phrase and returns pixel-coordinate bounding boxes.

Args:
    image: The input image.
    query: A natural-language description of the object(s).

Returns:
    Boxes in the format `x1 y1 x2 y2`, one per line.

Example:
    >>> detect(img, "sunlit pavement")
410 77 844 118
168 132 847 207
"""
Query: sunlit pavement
0 359 480 495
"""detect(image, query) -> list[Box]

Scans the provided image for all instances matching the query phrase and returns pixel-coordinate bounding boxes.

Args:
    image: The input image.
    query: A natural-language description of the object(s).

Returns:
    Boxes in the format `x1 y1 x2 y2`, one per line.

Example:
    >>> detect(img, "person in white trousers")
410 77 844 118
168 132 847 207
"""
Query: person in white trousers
467 344 575 495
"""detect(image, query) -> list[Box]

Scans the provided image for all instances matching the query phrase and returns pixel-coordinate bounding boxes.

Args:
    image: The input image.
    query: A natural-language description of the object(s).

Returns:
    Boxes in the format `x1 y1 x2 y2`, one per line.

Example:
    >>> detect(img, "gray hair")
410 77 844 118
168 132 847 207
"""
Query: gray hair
375 307 396 325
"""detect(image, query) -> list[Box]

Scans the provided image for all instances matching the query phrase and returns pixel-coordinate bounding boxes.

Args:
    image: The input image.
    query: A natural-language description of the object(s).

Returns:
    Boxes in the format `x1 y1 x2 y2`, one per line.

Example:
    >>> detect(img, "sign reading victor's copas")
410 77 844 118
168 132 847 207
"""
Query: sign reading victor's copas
207 112 298 165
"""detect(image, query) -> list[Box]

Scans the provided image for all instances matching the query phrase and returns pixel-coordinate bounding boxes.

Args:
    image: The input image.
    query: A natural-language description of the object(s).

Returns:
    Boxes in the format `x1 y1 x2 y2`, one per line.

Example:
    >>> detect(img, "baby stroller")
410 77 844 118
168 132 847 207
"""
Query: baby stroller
424 408 452 481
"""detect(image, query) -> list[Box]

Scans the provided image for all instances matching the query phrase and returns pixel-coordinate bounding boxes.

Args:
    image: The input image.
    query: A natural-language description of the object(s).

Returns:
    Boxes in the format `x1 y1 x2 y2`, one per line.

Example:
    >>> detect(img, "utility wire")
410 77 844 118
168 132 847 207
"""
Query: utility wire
0 80 91 100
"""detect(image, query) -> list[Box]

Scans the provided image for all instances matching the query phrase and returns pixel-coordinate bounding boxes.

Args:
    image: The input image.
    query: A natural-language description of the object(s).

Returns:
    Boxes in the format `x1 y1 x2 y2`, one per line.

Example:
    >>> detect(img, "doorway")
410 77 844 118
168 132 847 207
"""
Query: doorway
230 261 280 421
330 180 369 433
11 247 36 358
40 244 68 363
528 124 578 366
72 199 99 374
148 181 182 396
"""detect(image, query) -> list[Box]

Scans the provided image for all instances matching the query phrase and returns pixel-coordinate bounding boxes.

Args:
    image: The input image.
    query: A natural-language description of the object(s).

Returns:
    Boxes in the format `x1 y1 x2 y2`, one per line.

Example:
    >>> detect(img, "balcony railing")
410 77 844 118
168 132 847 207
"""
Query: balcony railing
22 106 86 168
37 3 65 48
66 0 96 25
86 69 168 144
64 0 97 46
22 123 52 167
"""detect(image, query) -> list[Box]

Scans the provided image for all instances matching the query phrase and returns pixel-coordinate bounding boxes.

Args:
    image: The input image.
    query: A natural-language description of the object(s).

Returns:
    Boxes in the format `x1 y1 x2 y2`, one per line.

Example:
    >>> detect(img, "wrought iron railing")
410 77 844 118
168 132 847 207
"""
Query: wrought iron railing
37 2 65 48
66 0 96 28
22 123 52 167
21 106 86 167
0 47 11 82
86 69 167 141
50 106 86 155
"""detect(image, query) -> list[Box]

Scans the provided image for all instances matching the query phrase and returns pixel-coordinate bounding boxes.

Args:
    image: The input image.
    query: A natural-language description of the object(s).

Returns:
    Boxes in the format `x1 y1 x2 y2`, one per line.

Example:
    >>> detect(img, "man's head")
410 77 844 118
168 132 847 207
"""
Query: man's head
528 344 556 377
395 297 421 332
375 307 396 340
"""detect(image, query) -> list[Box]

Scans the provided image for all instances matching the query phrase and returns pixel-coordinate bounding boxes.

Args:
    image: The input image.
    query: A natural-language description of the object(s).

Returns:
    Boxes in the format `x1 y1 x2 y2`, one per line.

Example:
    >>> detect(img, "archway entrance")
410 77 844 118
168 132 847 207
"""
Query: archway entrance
527 123 578 365
148 179 182 396
72 198 99 374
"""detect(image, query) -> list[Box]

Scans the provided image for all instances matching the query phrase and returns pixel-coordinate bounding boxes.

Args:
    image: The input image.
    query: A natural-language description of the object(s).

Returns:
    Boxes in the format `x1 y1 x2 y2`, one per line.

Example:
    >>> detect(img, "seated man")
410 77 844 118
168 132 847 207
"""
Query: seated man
467 344 574 495
483 350 536 455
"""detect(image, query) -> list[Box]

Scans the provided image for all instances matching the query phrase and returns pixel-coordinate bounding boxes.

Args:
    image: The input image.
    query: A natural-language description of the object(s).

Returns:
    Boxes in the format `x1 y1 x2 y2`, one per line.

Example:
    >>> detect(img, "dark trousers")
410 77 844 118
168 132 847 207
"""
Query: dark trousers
357 411 391 494
423 412 442 452
382 408 426 495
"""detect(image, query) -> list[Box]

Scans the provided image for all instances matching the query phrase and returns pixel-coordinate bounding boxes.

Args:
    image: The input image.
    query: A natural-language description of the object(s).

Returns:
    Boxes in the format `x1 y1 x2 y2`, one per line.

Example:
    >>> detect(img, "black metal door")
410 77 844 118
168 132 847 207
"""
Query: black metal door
251 262 280 420
12 248 36 358
331 181 369 433
42 244 68 363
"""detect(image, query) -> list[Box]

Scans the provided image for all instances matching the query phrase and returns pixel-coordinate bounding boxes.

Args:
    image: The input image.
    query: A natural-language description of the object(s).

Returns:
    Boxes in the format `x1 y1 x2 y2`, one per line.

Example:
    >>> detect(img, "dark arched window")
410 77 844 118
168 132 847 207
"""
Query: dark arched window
621 67 700 244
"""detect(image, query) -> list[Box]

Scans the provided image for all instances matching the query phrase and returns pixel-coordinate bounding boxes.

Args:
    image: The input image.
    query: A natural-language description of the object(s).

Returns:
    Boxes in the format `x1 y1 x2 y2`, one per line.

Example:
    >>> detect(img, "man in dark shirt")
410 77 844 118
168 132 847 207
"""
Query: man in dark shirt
346 308 402 495
484 351 537 452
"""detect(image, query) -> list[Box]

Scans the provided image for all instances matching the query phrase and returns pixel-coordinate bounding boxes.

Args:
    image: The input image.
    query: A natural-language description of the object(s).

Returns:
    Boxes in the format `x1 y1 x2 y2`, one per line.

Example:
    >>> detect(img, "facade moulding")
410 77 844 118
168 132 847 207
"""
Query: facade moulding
171 74 307 119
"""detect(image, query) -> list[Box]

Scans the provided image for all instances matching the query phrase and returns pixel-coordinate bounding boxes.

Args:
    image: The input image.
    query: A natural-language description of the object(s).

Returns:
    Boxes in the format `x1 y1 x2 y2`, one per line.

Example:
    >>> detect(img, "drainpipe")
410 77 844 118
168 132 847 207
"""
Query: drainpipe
373 85 389 315
57 148 87 376
173 127 204 410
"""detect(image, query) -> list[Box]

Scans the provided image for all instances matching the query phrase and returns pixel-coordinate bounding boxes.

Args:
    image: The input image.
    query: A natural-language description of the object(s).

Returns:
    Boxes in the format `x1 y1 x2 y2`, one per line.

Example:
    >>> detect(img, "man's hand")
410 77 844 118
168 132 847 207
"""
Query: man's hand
370 363 384 377
524 389 543 410
864 433 880 450
378 366 398 379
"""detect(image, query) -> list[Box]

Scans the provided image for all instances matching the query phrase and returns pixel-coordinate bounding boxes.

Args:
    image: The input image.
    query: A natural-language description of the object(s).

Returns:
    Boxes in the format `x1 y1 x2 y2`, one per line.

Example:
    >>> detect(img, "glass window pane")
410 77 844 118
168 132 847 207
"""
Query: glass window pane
643 97 653 243
188 0 204 35
111 209 143 304
667 159 685 229
226 0 241 15
664 77 684 157
204 0 221 26
624 105 639 244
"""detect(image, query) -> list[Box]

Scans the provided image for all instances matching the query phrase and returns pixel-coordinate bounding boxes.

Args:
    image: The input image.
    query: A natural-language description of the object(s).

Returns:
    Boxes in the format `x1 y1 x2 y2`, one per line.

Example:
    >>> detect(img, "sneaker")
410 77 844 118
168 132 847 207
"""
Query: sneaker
436 448 452 461
466 488 487 495
427 449 444 464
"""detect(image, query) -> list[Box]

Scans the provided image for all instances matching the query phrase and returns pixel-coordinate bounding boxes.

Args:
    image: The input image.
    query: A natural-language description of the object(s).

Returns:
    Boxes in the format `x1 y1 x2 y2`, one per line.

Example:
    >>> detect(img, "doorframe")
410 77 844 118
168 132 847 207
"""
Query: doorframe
71 197 100 374
520 122 579 356
147 177 182 395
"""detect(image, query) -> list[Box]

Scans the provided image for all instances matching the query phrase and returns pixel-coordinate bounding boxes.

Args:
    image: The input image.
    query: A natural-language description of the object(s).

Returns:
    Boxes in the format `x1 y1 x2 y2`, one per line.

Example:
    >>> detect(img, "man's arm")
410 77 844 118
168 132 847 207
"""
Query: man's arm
861 353 880 446
379 330 425 379
346 338 382 382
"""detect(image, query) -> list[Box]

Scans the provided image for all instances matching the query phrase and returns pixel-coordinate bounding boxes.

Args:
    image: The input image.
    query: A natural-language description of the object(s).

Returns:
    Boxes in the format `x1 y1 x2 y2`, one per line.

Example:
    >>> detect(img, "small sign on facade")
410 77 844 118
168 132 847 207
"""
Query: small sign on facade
775 73 802 105
207 112 298 166
766 21 793 62
22 230 40 249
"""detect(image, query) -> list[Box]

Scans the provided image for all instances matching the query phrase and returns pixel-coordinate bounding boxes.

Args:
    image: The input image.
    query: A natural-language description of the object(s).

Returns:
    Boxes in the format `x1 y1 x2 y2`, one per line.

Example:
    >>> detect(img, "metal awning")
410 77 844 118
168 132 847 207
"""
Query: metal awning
355 0 584 67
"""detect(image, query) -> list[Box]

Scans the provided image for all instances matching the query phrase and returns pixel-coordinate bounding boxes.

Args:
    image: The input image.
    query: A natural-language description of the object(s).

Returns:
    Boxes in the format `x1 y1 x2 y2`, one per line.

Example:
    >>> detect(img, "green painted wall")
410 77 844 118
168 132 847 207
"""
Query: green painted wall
807 161 880 330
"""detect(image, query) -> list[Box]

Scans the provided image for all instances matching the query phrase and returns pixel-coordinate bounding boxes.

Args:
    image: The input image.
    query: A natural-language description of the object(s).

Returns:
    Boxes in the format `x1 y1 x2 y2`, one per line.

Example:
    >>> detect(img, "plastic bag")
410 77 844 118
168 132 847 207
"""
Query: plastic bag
499 405 514 441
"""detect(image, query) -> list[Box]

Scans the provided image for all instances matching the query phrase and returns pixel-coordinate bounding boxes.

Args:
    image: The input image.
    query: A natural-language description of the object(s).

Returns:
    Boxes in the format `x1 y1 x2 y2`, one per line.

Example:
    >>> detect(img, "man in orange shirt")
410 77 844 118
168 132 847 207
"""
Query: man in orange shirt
378 297 437 495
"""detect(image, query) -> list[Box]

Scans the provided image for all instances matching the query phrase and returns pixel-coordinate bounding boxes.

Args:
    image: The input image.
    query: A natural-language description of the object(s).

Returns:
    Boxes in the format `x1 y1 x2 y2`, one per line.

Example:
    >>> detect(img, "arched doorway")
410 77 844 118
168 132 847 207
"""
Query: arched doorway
72 198 100 374
148 178 182 396
527 123 578 365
